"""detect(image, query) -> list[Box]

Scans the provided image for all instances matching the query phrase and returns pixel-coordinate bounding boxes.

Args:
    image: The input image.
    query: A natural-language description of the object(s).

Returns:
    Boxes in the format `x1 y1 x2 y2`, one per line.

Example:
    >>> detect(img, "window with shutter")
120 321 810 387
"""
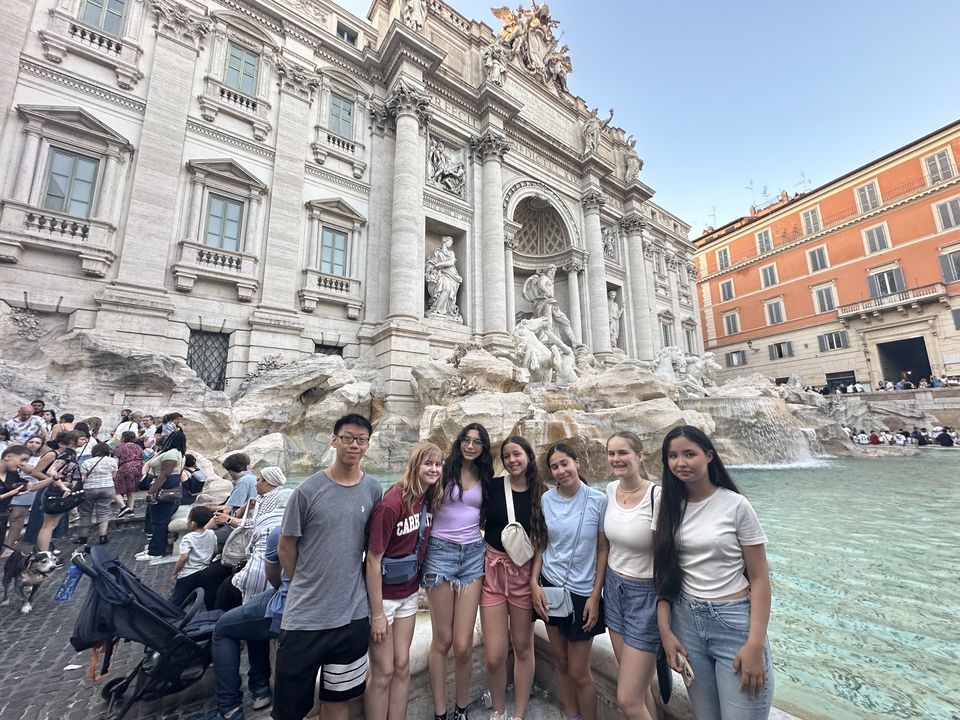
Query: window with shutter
941 251 960 282
937 198 960 230
856 182 881 212
864 225 889 253
953 309 960 330
756 229 773 254
801 208 821 235
925 150 955 184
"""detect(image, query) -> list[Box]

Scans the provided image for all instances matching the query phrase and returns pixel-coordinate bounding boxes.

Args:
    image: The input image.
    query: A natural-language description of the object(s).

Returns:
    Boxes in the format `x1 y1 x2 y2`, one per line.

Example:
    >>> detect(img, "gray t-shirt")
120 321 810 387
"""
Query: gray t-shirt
280 469 382 631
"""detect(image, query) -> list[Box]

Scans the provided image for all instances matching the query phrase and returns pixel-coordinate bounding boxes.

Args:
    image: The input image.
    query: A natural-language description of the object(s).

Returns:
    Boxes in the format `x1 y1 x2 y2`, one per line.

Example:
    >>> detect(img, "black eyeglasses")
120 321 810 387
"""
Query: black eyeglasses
336 434 370 447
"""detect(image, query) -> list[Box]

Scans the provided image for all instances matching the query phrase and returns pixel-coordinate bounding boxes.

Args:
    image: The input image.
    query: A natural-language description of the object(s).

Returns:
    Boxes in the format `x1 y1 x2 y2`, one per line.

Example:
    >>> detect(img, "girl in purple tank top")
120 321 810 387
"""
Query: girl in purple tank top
421 423 493 720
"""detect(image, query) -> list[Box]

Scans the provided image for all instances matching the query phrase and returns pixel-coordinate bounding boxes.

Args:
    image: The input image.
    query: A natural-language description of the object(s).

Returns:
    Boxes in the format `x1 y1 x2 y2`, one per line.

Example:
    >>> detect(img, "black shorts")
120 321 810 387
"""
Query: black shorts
272 618 370 719
540 576 606 642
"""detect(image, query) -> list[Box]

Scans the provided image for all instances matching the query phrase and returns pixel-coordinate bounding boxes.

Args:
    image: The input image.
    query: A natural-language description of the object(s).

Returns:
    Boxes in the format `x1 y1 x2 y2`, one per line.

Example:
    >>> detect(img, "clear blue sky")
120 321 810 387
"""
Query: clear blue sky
338 0 960 237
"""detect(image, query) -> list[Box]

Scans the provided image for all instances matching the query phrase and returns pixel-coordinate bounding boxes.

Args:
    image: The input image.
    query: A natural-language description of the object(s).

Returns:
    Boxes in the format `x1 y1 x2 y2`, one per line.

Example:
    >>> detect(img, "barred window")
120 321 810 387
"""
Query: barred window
187 331 230 391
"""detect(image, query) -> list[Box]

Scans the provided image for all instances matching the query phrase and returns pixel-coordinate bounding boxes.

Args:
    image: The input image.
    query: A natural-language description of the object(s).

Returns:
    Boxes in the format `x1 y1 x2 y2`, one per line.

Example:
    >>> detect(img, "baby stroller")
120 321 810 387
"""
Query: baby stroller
69 546 222 719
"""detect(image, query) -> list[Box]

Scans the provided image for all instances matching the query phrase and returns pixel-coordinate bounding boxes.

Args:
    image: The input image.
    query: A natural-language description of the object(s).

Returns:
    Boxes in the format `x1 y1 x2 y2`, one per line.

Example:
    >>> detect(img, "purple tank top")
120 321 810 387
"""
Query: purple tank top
430 481 482 543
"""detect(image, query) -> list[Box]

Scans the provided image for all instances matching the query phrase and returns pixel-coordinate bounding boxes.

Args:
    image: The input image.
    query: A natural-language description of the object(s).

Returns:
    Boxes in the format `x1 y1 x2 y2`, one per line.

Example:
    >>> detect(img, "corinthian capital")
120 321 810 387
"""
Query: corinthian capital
276 59 320 101
386 78 432 126
470 130 510 161
618 212 646 236
581 189 606 212
150 0 211 45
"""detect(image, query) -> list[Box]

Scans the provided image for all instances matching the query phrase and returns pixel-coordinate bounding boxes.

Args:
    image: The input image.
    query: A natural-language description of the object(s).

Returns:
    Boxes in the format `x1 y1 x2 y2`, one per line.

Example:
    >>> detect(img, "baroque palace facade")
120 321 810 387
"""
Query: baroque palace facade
0 0 696 415
695 120 960 389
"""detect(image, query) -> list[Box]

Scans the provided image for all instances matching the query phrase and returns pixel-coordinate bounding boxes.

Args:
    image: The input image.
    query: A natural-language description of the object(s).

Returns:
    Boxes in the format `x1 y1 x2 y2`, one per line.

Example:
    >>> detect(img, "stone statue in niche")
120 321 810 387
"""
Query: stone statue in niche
482 42 508 86
582 107 614 153
401 0 427 31
624 135 644 180
425 236 463 321
607 290 623 348
428 138 466 196
521 264 578 349
601 226 616 260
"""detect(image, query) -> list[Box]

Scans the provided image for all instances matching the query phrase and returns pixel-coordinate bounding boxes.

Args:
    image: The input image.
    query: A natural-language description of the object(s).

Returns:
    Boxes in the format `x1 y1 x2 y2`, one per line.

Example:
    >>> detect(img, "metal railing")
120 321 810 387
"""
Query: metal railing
837 282 946 317
24 211 90 241
68 23 123 55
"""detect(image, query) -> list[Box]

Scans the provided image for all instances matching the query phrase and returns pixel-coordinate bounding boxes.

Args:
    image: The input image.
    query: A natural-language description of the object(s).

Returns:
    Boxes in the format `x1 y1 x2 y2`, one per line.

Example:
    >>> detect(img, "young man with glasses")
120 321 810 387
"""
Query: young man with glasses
273 414 383 720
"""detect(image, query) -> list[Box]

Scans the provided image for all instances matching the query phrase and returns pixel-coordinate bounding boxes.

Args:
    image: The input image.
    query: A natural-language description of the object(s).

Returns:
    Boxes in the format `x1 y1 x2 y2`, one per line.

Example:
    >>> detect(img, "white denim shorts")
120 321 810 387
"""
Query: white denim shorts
382 591 419 625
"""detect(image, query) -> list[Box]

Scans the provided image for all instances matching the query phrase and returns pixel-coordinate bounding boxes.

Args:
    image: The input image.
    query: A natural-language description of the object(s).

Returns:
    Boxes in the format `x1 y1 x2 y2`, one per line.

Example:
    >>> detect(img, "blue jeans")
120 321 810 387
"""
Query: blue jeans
211 589 274 712
671 593 774 720
147 499 177 556
421 537 485 592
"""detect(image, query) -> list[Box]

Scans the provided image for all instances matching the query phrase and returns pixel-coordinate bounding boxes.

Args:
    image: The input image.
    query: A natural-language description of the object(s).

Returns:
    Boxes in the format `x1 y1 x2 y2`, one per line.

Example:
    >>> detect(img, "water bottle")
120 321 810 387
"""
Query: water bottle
55 555 83 602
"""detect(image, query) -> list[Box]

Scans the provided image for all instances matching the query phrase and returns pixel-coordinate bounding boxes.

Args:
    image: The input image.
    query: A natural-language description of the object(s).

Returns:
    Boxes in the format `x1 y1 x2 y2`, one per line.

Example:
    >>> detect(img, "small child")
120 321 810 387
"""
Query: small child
170 505 217 607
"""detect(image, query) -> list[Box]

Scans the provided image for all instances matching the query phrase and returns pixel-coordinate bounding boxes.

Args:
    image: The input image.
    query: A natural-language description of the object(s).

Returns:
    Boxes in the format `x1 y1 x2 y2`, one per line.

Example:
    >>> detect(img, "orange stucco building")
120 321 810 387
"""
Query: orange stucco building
694 119 960 388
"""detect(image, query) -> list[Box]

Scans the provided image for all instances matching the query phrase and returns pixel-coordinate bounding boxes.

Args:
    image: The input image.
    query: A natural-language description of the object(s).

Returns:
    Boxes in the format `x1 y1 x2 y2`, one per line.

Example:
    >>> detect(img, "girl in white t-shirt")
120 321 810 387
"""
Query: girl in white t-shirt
654 426 773 719
603 431 659 720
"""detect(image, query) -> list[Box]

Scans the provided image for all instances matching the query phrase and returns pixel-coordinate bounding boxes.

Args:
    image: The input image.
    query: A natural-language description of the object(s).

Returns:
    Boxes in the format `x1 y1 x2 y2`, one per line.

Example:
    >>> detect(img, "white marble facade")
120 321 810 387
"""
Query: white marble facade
0 0 699 416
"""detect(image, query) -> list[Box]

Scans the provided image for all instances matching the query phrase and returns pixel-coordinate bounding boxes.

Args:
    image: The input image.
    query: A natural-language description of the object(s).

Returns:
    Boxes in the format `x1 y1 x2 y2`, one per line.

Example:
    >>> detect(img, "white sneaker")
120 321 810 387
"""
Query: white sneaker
134 551 155 562
489 713 505 720
149 555 178 565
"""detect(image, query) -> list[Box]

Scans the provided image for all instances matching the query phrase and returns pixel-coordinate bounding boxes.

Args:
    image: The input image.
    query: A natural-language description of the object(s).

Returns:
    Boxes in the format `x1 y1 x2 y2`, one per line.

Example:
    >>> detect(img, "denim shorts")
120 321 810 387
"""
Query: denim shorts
671 592 774 720
421 537 485 592
603 570 659 651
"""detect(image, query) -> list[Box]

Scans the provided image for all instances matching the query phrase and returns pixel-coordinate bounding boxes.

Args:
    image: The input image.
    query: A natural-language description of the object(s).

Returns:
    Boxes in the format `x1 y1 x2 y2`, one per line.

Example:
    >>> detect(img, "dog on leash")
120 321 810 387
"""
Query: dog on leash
2 548 58 614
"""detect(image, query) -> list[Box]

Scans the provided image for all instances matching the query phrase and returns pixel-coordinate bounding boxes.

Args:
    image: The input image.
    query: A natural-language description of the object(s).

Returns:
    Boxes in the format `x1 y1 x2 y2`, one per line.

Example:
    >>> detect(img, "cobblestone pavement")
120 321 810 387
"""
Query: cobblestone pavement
0 521 229 720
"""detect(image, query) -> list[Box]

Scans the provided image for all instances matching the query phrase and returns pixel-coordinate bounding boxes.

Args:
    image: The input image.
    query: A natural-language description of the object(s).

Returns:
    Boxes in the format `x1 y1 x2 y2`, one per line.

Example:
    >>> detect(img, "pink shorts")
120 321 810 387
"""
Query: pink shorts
480 546 533 609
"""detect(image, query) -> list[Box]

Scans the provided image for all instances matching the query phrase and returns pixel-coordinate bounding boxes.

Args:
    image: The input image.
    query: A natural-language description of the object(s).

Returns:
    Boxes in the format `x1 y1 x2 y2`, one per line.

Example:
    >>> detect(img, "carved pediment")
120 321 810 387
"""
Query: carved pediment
211 10 279 50
305 198 367 225
17 105 133 151
186 159 267 191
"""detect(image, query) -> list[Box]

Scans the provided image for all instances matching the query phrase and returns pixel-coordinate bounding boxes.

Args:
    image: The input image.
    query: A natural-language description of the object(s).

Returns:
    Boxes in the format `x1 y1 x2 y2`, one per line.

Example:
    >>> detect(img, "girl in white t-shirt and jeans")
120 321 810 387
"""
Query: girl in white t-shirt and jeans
654 426 773 720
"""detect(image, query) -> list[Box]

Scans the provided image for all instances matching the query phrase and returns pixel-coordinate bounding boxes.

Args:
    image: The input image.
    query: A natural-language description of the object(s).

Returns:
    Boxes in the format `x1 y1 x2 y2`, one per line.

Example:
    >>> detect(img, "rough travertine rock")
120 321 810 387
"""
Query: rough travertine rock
419 392 533 451
571 360 681 409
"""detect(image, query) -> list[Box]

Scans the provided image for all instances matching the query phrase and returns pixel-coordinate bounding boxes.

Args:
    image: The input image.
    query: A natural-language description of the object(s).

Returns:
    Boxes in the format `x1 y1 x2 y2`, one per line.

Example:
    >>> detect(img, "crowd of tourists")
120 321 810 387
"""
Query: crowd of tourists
841 424 957 447
2 401 774 720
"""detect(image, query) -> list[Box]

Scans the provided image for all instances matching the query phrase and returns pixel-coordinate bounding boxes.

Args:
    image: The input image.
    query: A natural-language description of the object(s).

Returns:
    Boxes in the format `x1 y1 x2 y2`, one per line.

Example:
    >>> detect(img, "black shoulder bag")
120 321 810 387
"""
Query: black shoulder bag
381 503 430 585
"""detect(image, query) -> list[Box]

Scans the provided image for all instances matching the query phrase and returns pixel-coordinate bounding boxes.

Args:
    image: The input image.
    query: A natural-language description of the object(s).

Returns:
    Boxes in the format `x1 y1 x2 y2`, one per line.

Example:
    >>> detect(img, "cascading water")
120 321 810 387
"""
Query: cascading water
679 396 825 467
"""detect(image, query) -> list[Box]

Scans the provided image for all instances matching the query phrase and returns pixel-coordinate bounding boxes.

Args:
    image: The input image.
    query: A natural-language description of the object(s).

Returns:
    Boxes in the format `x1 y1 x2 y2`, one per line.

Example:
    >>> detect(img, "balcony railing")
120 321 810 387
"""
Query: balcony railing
68 23 123 55
40 11 143 88
299 268 363 318
199 77 272 141
172 239 258 301
838 282 946 318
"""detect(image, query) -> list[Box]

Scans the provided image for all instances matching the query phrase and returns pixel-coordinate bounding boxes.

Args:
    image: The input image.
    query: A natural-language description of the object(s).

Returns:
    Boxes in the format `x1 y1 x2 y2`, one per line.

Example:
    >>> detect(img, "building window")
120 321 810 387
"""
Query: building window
725 350 747 367
936 197 960 231
814 284 837 313
320 227 348 276
926 149 955 185
684 326 696 353
660 322 674 347
818 331 849 352
655 251 666 275
329 93 354 139
336 23 358 46
864 224 890 253
719 279 735 301
756 228 773 254
856 181 881 213
760 263 778 288
43 148 100 218
225 44 259 96
768 341 794 360
807 245 829 272
939 249 960 282
205 194 244 251
868 267 905 297
187 330 230 391
314 343 344 356
81 0 126 36
723 311 740 336
764 298 785 325
801 207 821 236
716 247 730 270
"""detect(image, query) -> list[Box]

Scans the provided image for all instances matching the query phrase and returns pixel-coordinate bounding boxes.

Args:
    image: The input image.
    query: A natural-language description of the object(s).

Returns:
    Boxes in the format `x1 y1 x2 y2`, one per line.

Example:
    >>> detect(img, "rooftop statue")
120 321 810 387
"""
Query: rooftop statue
625 135 644 180
401 0 427 31
490 3 571 94
582 107 613 153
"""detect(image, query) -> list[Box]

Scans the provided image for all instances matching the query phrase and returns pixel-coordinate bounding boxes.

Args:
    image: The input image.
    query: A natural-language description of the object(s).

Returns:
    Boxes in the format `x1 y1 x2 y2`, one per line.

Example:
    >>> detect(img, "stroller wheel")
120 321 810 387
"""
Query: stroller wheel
101 677 127 701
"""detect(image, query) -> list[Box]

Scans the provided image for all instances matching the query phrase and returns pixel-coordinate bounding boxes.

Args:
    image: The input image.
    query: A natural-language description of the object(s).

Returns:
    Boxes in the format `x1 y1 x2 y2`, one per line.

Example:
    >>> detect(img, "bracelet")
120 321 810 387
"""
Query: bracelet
372 614 385 621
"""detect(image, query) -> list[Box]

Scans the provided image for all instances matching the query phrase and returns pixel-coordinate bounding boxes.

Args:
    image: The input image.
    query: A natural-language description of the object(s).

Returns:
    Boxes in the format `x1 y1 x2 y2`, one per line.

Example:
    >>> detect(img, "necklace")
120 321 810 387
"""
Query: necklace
618 479 647 500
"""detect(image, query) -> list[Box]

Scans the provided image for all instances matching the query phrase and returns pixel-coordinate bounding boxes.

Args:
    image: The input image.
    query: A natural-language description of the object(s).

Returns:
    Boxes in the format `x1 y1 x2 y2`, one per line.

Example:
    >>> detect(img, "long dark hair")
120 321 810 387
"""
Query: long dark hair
160 428 187 455
654 426 741 601
499 435 548 550
442 423 494 505
543 442 586 484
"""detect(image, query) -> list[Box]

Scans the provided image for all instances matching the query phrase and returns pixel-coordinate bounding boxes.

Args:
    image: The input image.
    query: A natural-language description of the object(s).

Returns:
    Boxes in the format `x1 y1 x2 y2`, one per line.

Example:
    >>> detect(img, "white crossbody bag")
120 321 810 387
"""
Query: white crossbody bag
500 476 535 566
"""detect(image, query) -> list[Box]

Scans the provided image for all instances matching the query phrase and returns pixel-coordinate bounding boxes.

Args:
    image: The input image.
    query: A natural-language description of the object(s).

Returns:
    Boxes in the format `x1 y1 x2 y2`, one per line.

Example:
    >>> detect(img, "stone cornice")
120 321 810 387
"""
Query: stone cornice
470 129 509 161
581 189 606 213
475 84 522 123
19 57 146 114
186 119 275 159
379 20 445 88
149 0 211 49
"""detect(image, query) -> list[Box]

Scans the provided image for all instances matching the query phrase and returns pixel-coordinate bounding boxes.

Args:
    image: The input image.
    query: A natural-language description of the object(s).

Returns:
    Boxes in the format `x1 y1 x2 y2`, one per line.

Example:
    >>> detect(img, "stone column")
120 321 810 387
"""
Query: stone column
644 240 659 350
581 190 611 355
504 237 517 332
471 130 511 344
667 253 683 346
565 262 583 343
0 0 37 141
257 59 318 309
114 0 211 286
184 174 204 239
12 127 41 202
620 214 652 360
386 80 429 321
